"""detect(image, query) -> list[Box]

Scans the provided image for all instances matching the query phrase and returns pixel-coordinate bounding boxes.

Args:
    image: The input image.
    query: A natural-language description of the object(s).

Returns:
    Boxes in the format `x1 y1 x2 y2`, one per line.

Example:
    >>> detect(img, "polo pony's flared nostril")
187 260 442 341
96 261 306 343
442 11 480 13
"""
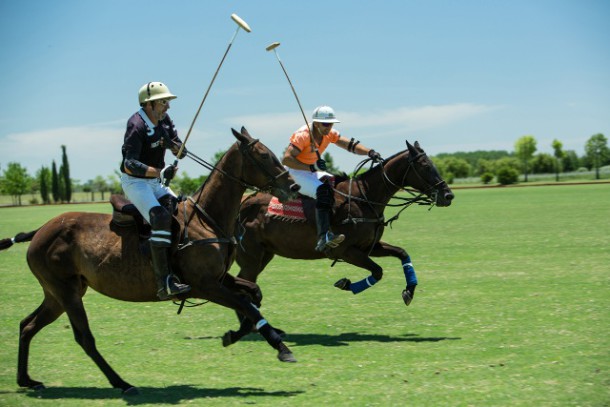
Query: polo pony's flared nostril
290 183 301 193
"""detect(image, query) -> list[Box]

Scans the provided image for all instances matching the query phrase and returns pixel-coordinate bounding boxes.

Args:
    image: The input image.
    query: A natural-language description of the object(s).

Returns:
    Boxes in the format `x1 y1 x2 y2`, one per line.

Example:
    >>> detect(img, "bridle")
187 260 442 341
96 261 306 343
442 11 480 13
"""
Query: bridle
238 138 290 193
380 149 447 206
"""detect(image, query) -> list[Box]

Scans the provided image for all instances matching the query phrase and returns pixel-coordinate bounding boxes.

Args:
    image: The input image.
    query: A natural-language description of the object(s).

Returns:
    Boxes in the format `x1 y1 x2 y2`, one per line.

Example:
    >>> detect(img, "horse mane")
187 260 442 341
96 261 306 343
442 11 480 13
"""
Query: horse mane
190 141 239 197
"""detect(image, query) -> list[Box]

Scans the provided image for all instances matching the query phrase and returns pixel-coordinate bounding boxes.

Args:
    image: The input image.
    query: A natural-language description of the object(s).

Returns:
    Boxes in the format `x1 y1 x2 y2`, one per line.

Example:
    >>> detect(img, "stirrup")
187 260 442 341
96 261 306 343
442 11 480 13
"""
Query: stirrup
157 275 191 300
315 232 345 251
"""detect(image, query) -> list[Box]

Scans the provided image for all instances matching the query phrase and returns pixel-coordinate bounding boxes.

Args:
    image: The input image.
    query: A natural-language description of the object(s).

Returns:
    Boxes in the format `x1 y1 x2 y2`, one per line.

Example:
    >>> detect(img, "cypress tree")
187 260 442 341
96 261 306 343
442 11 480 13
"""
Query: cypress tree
40 166 51 204
51 161 60 203
61 145 72 202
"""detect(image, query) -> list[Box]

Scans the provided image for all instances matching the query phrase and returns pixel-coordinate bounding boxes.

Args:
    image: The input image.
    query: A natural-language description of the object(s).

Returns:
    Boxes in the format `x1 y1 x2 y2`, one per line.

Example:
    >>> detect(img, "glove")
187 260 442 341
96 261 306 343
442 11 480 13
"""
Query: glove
309 158 327 172
177 145 187 159
160 164 177 186
368 149 382 162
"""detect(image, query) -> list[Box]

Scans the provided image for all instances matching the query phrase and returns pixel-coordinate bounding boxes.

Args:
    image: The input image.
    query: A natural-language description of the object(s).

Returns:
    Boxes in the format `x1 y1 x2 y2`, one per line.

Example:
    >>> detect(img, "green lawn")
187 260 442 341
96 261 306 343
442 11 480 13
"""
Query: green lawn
0 185 608 406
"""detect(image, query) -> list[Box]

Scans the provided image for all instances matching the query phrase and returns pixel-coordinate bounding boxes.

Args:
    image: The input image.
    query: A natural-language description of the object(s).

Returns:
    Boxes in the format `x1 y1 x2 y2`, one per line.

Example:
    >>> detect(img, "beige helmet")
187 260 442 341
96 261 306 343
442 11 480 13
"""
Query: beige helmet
138 82 177 104
312 105 340 123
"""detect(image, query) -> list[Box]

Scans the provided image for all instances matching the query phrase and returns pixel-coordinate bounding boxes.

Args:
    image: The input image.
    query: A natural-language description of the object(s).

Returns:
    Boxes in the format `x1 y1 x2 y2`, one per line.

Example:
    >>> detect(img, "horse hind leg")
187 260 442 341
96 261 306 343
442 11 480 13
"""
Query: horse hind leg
18 293 64 390
61 294 138 395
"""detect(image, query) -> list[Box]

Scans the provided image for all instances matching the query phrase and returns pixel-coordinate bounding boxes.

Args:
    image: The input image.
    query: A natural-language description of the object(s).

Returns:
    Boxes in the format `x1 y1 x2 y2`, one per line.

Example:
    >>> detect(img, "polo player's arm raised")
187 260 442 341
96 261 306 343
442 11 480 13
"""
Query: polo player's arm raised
335 136 382 162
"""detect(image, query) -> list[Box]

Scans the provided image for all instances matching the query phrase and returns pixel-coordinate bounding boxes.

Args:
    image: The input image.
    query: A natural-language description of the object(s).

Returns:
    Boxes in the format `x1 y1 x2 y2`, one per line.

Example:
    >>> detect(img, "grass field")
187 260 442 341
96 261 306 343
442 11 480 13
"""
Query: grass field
0 185 608 406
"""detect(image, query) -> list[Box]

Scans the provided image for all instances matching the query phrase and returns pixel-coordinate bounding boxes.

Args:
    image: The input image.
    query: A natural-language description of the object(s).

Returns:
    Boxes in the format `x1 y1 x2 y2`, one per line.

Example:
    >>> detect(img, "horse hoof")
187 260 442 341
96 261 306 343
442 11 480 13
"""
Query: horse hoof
278 350 297 363
402 289 413 306
31 383 46 391
222 331 234 347
334 278 351 291
122 386 139 396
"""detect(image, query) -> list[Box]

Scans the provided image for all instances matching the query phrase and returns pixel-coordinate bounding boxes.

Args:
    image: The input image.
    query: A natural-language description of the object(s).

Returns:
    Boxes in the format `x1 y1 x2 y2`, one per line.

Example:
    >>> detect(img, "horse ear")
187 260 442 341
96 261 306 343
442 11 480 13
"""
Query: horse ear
414 141 421 149
241 126 252 139
232 127 247 144
406 140 416 155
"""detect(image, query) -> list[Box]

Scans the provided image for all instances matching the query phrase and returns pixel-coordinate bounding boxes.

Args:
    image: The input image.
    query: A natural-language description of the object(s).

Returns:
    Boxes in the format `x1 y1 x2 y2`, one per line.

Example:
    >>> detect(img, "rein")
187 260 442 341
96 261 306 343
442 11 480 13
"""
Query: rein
336 152 437 228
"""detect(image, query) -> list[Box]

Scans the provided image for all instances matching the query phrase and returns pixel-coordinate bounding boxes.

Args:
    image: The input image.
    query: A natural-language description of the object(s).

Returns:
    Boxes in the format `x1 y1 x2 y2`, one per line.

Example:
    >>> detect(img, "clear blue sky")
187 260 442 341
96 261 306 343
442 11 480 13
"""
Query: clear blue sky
1 0 609 182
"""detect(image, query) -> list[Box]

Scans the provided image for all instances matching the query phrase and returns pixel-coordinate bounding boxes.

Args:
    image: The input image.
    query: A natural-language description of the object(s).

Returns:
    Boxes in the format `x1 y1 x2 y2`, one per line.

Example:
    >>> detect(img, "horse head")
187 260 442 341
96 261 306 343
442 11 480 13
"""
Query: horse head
231 127 300 203
397 140 454 207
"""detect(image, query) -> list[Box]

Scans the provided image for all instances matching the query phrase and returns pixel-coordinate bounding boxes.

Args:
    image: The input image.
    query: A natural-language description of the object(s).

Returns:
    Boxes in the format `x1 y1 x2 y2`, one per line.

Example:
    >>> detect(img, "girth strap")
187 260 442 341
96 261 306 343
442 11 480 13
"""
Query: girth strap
176 196 238 251
341 215 385 225
178 237 237 251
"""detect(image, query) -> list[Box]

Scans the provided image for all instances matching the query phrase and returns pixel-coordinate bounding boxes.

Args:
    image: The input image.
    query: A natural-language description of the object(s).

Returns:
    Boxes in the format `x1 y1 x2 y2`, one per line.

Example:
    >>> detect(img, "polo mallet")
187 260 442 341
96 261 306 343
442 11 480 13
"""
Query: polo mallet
165 14 251 185
266 42 320 159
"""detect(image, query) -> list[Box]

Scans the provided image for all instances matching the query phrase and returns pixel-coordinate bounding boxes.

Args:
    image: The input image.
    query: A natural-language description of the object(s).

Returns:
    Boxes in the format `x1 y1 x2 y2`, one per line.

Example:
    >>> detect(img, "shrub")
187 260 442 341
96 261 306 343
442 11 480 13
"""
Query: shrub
444 172 455 185
481 172 494 184
496 167 519 185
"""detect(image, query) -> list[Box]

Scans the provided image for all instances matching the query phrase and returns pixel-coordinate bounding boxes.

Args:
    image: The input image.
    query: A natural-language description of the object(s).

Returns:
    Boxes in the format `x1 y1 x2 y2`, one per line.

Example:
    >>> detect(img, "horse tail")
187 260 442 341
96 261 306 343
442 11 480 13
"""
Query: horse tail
0 229 39 251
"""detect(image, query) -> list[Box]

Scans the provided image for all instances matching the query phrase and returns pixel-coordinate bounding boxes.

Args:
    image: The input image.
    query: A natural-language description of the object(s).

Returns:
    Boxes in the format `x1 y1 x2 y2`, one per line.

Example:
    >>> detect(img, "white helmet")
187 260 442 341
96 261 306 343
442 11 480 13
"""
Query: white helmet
312 105 340 123
138 82 177 105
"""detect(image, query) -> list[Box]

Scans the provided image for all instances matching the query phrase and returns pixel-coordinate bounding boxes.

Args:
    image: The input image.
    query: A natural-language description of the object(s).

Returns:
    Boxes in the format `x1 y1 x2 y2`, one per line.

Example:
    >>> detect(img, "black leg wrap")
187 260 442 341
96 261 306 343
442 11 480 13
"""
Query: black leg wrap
258 322 282 350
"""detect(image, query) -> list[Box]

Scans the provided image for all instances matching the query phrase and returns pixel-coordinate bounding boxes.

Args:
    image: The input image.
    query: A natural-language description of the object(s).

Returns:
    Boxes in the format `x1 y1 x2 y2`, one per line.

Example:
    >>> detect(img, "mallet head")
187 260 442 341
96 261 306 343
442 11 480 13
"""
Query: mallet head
266 42 281 52
231 14 252 32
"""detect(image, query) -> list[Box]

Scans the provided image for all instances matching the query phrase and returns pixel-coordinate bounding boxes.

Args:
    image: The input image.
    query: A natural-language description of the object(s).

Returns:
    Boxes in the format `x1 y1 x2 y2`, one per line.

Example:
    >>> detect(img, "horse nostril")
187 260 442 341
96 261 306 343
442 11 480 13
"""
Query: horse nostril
290 183 301 192
445 192 454 201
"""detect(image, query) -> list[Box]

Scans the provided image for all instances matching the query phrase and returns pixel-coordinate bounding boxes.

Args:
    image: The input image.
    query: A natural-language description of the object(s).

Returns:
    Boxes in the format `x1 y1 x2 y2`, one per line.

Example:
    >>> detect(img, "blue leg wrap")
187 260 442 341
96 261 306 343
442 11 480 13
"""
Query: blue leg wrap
403 256 418 286
350 276 378 294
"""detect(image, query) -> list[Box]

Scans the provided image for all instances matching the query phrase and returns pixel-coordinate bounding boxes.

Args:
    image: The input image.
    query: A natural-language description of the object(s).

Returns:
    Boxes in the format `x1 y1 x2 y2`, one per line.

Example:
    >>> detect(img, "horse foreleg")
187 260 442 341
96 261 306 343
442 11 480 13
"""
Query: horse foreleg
336 246 384 295
202 279 296 363
369 240 417 306
61 294 137 394
18 293 64 390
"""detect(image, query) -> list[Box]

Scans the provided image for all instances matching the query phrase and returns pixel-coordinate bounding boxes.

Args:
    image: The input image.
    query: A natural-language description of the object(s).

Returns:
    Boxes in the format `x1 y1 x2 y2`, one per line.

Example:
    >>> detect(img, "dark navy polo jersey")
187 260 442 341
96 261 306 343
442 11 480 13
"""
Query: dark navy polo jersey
120 111 182 177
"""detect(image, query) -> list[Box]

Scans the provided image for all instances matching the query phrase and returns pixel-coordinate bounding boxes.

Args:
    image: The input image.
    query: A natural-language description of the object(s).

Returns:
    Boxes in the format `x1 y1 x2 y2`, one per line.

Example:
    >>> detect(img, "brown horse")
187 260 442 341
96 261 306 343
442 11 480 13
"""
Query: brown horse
2 127 301 395
231 141 453 330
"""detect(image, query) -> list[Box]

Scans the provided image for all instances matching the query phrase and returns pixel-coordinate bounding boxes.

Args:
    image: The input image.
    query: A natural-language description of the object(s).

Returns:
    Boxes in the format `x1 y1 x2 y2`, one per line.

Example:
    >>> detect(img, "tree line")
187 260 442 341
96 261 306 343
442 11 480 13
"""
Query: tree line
1 133 608 206
432 133 609 185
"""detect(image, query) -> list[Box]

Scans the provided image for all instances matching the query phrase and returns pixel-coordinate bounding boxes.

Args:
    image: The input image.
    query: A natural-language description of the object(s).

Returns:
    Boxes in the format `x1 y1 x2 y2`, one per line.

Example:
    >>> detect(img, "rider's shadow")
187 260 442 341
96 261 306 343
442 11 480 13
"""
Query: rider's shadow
20 385 304 405
198 332 461 347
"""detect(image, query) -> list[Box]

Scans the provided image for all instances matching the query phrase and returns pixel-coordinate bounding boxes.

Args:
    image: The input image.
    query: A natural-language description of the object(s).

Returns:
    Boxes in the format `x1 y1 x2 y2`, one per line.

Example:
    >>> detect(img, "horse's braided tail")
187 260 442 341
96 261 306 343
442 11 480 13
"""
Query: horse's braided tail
0 229 39 251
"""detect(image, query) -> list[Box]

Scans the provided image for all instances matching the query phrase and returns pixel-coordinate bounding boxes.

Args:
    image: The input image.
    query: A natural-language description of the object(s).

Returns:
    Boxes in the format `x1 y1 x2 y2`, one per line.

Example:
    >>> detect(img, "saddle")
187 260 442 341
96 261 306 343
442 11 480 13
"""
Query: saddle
110 194 152 239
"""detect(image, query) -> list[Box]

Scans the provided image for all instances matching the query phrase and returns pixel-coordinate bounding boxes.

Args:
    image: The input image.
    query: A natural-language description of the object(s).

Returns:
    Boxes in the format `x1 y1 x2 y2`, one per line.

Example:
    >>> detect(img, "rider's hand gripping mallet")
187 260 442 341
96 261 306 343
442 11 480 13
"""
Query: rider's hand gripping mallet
266 42 321 159
165 14 252 186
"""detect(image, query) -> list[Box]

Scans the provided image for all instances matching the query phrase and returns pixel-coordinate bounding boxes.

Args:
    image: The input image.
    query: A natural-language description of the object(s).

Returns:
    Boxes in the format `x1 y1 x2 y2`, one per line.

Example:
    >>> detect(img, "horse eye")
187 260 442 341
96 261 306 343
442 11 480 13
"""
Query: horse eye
261 154 270 160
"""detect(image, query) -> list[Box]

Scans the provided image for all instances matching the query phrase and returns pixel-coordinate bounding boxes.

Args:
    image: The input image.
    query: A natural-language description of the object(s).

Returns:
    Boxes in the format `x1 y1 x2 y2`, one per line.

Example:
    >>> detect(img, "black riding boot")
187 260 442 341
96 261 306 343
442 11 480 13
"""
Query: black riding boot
148 205 190 300
314 182 344 252
150 244 191 300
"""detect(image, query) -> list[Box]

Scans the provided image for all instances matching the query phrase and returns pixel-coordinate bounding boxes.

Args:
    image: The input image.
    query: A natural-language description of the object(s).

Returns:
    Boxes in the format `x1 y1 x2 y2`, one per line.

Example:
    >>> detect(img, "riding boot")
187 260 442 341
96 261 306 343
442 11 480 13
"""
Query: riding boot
314 207 345 252
148 205 190 300
150 244 191 300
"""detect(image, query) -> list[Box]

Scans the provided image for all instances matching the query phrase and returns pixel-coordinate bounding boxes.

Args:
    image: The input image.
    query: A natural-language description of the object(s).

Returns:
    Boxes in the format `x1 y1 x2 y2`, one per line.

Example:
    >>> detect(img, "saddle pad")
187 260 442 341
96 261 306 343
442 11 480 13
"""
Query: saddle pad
267 197 306 221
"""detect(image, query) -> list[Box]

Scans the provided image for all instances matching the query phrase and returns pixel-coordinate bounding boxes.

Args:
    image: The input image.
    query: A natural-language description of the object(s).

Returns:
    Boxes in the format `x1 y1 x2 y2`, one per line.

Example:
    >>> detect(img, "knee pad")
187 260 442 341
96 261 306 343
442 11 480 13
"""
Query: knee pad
315 182 334 210
158 194 179 215
149 206 171 231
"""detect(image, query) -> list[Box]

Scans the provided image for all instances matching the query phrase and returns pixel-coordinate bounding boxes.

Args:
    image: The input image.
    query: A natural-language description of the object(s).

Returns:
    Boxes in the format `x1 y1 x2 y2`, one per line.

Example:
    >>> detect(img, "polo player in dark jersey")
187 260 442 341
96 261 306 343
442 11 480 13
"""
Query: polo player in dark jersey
120 81 191 300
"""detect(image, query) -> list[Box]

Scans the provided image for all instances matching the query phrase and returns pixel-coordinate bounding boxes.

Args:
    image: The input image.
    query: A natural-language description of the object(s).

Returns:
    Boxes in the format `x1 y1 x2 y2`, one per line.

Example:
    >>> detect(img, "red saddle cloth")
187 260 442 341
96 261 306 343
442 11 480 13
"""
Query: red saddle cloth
267 197 307 221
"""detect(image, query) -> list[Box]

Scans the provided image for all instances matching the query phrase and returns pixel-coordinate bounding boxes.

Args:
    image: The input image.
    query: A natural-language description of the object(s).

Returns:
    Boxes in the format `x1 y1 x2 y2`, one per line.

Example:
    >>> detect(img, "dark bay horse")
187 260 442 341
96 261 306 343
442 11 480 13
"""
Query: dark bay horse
1 127 300 395
234 141 453 313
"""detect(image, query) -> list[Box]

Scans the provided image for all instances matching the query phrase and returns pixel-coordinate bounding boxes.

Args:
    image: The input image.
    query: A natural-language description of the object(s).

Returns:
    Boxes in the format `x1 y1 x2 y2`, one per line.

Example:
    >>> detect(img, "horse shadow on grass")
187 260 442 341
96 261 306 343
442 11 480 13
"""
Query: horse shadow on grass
19 385 303 405
190 332 461 347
